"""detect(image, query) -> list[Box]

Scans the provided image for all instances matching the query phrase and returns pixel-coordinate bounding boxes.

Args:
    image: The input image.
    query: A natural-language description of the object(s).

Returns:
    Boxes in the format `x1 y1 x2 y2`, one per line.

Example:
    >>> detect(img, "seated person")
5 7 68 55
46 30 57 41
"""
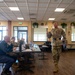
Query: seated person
29 41 34 48
19 38 25 51
0 36 17 75
11 37 18 47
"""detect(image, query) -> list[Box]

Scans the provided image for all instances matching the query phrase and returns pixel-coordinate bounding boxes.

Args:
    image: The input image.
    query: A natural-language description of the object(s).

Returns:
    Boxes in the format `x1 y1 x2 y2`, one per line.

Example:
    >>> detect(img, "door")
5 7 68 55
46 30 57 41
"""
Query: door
18 30 28 43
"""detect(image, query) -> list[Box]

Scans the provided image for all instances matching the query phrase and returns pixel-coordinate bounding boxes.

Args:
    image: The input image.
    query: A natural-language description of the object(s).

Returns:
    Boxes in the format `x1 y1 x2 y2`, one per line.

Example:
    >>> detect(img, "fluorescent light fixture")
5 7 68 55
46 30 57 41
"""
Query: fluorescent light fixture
55 8 65 12
9 7 19 11
48 18 55 20
17 17 24 20
0 0 3 1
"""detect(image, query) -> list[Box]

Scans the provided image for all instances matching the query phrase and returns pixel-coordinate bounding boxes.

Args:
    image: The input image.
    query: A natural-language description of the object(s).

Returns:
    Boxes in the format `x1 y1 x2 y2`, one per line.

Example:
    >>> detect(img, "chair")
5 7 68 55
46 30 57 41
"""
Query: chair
0 63 15 75
43 41 51 52
0 63 4 69
0 63 5 75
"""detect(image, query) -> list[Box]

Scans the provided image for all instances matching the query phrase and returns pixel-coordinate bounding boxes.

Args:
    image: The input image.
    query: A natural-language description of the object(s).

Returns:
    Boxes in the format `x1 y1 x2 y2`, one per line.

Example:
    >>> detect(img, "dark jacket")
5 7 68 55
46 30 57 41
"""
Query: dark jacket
0 40 13 56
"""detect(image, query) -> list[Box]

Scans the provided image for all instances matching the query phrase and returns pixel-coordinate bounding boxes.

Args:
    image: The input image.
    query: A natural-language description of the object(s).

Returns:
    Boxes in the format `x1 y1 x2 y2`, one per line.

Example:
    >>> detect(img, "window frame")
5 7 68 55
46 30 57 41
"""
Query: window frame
33 28 48 42
71 26 75 42
13 26 28 42
0 26 7 41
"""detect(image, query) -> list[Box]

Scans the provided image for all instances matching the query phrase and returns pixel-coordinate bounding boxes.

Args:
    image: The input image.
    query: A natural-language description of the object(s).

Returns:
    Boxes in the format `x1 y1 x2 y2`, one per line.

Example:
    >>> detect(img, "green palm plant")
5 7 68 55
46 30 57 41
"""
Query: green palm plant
71 22 75 27
61 23 67 28
32 22 39 28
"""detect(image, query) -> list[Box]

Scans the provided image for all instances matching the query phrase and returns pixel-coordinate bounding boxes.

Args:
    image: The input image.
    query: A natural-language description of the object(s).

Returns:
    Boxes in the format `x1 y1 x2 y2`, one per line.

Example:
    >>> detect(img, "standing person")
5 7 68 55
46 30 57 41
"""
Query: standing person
47 21 66 73
0 36 17 75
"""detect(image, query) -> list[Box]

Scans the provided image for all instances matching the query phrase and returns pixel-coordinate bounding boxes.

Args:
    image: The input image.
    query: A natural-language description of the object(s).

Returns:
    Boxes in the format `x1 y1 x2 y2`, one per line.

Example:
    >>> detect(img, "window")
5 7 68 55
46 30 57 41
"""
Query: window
0 26 7 41
71 26 75 41
33 28 47 41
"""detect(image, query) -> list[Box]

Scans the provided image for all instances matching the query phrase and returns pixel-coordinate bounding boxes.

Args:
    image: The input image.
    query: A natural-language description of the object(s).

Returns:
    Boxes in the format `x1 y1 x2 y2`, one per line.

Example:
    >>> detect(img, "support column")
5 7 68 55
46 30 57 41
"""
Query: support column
8 21 11 37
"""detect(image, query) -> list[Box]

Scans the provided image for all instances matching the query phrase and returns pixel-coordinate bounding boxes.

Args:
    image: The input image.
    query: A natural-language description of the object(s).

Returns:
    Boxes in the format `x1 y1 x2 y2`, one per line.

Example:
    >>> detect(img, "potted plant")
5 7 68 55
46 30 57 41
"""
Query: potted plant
32 22 39 28
71 22 75 27
61 23 67 28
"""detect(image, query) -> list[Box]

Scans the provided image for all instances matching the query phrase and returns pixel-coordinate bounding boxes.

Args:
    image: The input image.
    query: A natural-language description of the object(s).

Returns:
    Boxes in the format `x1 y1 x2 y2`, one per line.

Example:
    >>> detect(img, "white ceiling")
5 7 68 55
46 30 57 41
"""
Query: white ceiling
0 0 75 22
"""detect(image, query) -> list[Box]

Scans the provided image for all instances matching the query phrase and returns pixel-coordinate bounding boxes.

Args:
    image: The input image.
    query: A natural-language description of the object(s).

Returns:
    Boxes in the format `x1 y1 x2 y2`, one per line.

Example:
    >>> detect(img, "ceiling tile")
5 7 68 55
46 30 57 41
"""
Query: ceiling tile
49 3 59 8
61 0 72 4
38 12 45 15
0 3 6 7
29 7 37 10
38 8 47 11
58 3 69 8
45 12 54 16
28 3 38 7
39 3 48 7
47 7 55 12
28 0 38 3
15 0 25 2
4 0 14 1
29 10 37 13
6 3 17 7
37 17 43 20
1 7 10 11
4 0 15 2
19 7 28 10
17 3 27 6
30 15 36 18
15 14 22 17
39 0 50 3
19 7 29 13
24 16 30 20
67 4 75 9
51 0 62 3
12 11 21 14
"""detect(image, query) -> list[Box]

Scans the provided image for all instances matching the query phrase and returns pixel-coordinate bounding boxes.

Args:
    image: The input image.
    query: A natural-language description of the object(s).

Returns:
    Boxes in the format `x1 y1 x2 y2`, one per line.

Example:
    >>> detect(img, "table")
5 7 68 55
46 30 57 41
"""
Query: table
13 44 41 74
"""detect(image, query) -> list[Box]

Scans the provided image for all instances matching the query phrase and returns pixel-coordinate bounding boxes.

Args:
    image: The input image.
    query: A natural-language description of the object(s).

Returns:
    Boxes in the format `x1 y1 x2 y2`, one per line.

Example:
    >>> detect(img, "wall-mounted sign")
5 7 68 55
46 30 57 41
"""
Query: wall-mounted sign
19 22 23 25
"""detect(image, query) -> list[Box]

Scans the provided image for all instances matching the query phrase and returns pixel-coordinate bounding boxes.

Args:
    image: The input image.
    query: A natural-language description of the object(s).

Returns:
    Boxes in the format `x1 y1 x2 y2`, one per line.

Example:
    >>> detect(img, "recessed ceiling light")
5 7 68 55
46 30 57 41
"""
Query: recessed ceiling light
55 8 65 12
48 18 55 20
17 17 24 20
9 7 19 11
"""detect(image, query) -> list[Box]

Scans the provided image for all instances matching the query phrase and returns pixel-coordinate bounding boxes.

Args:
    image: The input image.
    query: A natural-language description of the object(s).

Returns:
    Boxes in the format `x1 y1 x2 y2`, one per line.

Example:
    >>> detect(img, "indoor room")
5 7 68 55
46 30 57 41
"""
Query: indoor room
0 0 75 75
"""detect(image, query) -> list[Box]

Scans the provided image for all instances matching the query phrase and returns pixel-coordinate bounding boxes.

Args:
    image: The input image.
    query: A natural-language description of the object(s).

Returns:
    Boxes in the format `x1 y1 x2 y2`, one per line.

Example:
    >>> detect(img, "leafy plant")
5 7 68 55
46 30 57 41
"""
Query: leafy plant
71 22 75 26
32 22 39 28
61 23 67 28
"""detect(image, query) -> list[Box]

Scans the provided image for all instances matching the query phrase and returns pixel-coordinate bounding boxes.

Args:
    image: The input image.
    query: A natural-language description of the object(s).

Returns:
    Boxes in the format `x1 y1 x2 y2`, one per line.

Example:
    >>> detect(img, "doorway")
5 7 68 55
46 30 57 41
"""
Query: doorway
13 26 28 42
18 30 28 43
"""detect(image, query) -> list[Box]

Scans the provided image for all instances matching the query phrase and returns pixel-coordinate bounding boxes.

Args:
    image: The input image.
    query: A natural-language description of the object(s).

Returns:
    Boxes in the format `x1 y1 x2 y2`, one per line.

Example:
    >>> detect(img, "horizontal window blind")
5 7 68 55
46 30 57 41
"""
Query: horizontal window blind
33 28 47 41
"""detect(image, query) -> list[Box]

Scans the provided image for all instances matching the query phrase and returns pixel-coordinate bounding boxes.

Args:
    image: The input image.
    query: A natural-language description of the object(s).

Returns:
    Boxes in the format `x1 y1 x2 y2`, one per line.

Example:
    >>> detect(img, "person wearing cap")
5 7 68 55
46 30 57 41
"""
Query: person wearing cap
47 21 66 73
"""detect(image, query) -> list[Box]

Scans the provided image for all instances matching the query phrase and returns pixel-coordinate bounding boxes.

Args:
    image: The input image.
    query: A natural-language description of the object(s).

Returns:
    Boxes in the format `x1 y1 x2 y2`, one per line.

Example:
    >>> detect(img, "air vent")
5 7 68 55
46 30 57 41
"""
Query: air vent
29 13 36 16
64 9 75 14
30 18 36 21
30 18 36 19
61 18 67 20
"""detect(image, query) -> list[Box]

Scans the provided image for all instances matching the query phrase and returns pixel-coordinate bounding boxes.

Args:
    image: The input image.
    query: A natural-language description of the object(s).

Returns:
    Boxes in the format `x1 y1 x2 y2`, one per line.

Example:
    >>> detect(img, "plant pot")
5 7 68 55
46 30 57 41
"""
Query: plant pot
61 23 67 28
32 22 39 28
